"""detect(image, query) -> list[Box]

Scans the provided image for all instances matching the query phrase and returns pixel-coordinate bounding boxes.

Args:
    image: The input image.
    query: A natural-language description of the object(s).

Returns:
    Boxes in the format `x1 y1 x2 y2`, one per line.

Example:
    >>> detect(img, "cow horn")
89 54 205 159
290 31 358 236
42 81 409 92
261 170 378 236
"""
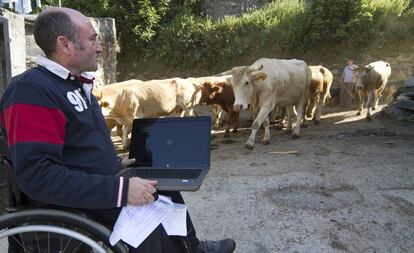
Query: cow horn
249 64 263 73
216 70 231 76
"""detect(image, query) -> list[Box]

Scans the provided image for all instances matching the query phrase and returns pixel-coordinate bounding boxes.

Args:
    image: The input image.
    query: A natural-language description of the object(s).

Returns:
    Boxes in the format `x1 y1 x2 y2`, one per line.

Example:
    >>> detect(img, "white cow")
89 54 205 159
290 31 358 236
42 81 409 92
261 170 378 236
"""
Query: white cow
108 78 201 148
222 58 311 149
354 61 392 120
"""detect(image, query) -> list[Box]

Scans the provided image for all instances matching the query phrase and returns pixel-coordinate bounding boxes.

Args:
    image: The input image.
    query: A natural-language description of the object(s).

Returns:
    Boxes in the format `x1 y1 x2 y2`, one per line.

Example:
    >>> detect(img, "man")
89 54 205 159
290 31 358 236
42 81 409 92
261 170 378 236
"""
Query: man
0 7 235 253
339 57 357 107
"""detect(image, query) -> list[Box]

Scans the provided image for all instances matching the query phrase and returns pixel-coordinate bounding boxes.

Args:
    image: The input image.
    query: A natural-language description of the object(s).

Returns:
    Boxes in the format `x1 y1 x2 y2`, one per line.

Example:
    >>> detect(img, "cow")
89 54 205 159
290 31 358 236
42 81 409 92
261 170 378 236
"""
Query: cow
221 58 311 149
187 75 233 130
354 61 391 120
306 65 333 124
198 80 239 138
92 79 143 137
107 78 201 148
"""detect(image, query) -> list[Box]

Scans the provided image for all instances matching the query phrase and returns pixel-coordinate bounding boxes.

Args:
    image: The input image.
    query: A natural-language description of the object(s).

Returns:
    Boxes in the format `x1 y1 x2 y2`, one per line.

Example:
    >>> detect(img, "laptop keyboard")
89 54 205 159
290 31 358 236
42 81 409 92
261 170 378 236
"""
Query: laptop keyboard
128 168 202 179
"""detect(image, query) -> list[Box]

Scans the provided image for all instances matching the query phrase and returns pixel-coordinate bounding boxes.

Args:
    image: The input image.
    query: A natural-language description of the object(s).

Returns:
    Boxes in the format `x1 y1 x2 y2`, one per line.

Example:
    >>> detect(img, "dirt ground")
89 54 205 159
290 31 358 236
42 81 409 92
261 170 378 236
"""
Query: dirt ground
114 103 414 253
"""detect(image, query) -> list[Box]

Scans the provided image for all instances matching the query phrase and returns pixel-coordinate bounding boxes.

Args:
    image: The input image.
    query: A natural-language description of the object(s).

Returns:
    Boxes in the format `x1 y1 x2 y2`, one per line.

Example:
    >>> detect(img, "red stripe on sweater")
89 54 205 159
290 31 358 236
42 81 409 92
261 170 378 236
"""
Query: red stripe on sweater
1 104 66 146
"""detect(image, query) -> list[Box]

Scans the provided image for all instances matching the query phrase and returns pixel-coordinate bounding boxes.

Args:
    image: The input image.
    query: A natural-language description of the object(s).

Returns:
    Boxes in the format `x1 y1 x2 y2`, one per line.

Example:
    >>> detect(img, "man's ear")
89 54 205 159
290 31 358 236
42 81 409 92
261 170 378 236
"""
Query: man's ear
56 35 72 55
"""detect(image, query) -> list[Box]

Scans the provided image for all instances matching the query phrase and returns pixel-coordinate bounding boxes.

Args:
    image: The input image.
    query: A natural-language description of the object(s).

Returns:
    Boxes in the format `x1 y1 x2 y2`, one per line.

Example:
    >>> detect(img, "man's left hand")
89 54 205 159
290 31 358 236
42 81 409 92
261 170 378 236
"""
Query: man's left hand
119 156 136 168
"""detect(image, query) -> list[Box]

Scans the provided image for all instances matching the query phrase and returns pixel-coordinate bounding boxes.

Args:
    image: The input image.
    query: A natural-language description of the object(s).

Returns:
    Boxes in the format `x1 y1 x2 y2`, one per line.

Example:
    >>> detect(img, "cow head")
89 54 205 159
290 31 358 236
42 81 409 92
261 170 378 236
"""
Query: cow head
99 100 112 116
354 66 370 90
199 82 225 105
227 65 266 111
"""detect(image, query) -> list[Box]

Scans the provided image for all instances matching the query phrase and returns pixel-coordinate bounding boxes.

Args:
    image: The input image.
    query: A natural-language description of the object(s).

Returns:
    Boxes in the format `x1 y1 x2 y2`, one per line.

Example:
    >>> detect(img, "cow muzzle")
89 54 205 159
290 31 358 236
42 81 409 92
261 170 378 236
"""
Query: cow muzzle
233 104 244 111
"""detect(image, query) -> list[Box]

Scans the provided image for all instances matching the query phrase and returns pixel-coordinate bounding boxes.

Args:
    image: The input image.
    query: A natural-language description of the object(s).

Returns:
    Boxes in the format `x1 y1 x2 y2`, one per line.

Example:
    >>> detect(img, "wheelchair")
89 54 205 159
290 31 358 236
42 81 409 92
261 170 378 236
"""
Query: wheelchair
0 129 129 252
0 158 130 253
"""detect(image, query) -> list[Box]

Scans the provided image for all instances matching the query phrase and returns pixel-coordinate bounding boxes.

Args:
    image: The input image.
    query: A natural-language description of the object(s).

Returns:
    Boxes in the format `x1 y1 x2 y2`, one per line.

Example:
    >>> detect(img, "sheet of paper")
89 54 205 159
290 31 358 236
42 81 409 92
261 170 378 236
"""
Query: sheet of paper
162 203 187 236
109 195 173 248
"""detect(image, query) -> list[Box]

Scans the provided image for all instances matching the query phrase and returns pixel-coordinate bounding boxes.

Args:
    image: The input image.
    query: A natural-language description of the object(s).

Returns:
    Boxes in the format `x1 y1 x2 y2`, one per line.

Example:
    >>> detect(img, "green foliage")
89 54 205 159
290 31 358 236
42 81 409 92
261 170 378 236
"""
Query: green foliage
26 0 414 75
153 0 304 69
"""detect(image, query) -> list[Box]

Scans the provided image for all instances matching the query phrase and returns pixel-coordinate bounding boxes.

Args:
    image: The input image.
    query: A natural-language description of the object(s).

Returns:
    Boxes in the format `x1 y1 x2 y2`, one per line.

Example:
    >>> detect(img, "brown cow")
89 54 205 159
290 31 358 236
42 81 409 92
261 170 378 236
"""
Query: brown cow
199 81 239 138
307 65 333 124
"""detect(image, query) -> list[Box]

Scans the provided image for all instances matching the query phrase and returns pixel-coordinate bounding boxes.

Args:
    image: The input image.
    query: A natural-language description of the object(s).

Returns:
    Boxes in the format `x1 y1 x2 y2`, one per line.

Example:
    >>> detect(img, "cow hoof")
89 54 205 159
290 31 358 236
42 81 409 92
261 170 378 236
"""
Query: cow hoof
365 117 372 122
314 120 321 125
291 134 300 139
262 139 270 145
245 143 254 150
356 112 361 116
232 129 238 134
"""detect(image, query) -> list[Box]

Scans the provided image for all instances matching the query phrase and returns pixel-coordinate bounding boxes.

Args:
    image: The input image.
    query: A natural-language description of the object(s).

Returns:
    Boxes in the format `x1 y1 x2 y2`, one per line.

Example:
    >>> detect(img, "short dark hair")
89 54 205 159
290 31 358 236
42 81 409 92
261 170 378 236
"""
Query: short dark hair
33 10 82 56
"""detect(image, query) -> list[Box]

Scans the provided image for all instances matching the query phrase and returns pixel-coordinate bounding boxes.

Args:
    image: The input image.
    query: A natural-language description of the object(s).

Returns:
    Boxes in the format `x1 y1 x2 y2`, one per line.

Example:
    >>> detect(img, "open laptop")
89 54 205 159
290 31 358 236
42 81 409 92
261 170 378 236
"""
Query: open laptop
120 116 211 191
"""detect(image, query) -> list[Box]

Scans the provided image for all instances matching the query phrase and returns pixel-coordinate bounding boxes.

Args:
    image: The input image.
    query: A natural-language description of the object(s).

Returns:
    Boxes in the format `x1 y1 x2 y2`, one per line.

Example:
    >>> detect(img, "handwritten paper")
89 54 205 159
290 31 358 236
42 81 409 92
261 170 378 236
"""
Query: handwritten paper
109 195 187 248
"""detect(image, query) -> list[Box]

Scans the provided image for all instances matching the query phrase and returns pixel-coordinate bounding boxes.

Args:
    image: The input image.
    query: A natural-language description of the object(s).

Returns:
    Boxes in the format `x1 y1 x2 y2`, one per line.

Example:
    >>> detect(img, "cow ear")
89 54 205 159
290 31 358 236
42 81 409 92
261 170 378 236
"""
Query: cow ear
101 101 110 108
95 92 103 100
212 85 223 93
252 72 267 82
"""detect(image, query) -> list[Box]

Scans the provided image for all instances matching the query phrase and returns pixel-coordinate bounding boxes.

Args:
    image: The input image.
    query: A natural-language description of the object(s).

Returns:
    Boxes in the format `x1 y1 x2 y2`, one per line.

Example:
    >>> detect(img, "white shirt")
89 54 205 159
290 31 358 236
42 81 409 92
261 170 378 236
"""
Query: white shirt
342 64 357 83
35 55 95 102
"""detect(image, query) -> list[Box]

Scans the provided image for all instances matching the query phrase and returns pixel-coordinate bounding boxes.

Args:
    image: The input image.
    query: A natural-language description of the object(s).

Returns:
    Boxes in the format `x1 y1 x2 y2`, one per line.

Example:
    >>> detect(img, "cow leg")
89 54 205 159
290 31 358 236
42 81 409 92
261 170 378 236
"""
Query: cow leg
212 105 223 129
293 98 306 138
312 93 322 124
306 98 315 119
232 111 239 133
224 111 231 138
246 107 272 150
285 107 293 133
116 124 123 139
365 90 375 121
121 124 131 149
262 117 271 145
356 90 364 116
373 89 382 110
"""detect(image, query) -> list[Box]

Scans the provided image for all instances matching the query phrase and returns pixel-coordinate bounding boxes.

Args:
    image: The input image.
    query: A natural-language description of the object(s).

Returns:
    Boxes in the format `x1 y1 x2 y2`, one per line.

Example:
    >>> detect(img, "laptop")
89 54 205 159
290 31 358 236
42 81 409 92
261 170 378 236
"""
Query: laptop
120 116 211 191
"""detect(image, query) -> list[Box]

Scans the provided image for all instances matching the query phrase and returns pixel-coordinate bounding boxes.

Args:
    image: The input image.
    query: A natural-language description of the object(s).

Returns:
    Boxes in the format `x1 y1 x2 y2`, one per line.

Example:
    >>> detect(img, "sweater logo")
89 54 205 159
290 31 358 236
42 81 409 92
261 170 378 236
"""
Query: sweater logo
67 90 88 112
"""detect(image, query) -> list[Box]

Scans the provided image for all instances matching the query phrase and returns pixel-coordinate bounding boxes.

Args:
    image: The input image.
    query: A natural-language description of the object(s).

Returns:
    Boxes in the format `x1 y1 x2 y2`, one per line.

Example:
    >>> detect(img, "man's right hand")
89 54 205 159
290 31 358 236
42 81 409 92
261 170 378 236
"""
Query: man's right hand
127 177 158 206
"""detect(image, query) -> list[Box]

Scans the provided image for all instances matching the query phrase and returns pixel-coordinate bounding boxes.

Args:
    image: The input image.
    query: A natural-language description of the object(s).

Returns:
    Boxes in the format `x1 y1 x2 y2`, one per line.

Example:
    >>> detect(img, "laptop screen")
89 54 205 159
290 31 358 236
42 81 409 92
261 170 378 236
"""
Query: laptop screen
129 116 211 168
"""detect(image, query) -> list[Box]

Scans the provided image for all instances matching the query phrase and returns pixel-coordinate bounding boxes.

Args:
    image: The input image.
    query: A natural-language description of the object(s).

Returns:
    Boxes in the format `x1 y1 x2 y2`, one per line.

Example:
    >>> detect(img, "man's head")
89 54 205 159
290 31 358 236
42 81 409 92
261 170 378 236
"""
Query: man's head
34 7 102 75
346 58 354 66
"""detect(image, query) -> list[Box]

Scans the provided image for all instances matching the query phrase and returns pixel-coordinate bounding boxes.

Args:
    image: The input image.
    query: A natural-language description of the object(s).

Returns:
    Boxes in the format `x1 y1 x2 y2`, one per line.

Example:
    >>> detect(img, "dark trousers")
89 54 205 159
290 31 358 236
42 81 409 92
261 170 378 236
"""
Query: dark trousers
86 191 199 253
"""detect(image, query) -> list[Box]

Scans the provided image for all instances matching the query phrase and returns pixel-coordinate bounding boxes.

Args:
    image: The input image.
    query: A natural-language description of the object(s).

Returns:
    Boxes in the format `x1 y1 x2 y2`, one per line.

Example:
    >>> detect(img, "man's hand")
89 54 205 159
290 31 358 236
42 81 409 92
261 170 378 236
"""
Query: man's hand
119 156 136 168
127 177 158 206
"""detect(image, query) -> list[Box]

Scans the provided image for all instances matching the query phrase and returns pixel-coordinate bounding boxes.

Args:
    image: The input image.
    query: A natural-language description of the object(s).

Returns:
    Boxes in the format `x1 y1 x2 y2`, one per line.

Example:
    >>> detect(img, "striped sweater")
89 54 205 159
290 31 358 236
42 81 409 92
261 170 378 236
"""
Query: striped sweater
0 64 128 209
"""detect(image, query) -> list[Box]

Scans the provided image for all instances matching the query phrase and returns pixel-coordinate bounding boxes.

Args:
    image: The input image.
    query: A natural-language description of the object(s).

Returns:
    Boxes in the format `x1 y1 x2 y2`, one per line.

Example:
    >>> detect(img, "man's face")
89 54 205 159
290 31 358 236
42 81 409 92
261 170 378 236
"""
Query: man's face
70 20 102 73
347 59 353 66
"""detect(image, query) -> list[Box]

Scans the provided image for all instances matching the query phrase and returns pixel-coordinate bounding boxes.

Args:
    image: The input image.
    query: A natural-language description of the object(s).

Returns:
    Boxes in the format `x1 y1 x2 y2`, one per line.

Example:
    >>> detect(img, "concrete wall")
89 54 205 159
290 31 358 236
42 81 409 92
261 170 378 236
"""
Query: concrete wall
1 9 26 95
0 9 117 96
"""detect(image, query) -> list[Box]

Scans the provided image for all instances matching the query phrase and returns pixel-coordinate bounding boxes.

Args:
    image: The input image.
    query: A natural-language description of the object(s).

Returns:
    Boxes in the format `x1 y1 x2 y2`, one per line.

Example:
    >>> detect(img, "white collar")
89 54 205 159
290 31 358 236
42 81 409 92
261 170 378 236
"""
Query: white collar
35 55 95 81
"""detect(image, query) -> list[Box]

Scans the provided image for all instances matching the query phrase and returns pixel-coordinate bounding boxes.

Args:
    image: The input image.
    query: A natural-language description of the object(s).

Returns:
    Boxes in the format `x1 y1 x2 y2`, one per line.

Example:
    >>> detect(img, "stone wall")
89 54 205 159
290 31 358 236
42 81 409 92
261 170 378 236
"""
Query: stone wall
0 9 26 95
0 9 117 96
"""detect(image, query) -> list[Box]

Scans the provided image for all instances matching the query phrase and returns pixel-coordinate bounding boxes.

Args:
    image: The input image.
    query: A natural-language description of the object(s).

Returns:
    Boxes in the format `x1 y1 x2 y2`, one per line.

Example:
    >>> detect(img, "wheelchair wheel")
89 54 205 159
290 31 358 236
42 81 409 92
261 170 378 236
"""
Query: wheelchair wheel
0 208 129 253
